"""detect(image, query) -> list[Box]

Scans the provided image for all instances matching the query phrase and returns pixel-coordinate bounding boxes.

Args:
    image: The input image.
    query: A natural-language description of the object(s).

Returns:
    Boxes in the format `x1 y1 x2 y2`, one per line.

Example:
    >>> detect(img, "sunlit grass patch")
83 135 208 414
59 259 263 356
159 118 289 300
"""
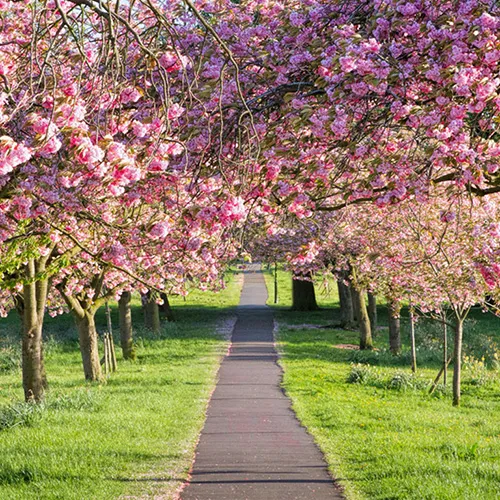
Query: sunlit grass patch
265 266 500 499
0 269 242 499
276 326 500 500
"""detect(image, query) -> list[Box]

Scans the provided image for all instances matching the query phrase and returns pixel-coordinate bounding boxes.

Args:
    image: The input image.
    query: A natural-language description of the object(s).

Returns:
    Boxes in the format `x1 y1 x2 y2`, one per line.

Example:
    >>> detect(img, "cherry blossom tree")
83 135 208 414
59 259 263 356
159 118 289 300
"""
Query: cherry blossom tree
205 0 500 213
0 0 247 399
3 0 500 408
268 189 500 406
375 194 500 406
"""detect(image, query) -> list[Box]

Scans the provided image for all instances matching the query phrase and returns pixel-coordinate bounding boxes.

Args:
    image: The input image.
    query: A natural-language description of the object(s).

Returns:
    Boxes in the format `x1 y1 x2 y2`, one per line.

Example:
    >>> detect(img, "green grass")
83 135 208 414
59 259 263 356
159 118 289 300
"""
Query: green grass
262 263 391 326
264 266 500 500
0 270 243 499
262 262 340 310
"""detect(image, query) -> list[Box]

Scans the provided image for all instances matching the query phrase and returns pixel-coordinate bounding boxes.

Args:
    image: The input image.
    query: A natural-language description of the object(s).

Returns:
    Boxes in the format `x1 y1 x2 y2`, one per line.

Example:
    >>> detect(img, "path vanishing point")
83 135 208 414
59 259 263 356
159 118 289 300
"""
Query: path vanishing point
181 264 344 500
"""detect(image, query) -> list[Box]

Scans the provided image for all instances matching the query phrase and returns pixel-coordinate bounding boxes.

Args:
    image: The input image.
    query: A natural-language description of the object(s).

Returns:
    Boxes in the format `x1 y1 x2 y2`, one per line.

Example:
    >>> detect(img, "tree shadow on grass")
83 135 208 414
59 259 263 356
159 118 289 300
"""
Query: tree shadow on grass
111 475 183 483
279 327 445 371
0 303 238 347
102 377 206 390
0 450 183 486
276 304 500 371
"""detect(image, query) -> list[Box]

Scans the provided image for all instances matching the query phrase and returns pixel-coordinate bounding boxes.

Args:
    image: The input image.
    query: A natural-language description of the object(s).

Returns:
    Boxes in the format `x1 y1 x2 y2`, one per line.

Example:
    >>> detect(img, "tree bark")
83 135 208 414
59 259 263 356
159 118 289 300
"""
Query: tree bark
21 261 45 401
119 291 135 360
291 273 318 311
337 279 355 328
75 311 102 381
351 287 373 350
159 293 175 322
21 258 49 402
388 300 401 355
143 292 161 333
453 318 464 407
368 293 377 333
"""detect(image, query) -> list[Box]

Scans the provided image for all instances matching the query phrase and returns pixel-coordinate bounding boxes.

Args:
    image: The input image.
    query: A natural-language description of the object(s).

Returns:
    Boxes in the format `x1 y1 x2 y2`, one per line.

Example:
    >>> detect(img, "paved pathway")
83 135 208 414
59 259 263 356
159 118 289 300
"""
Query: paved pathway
181 264 343 500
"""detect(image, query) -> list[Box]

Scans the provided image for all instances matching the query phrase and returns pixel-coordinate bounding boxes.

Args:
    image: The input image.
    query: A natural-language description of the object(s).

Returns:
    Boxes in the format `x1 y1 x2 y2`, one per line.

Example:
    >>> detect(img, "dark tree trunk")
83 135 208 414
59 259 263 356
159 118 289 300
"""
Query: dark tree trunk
368 293 377 333
453 318 464 407
388 301 401 355
74 311 102 381
291 273 318 311
351 287 373 350
159 293 175 322
21 258 49 402
143 292 161 333
337 279 355 328
56 275 106 382
119 291 135 360
14 293 25 318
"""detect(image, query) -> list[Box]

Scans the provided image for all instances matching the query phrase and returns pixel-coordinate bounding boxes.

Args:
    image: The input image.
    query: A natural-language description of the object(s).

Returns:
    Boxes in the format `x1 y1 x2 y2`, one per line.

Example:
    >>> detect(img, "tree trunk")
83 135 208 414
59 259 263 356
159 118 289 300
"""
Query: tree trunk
21 258 49 402
291 273 318 311
159 293 175 322
388 301 401 355
351 287 373 350
409 307 417 373
350 284 359 323
119 291 135 360
337 279 355 328
453 318 464 407
75 311 102 381
368 293 377 333
143 292 161 333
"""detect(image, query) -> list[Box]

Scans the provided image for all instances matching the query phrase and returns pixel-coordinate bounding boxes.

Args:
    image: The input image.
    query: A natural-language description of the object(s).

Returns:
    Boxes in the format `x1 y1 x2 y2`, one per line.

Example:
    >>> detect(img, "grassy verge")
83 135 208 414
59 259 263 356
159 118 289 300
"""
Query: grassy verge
262 262 340 310
264 266 500 500
0 270 242 500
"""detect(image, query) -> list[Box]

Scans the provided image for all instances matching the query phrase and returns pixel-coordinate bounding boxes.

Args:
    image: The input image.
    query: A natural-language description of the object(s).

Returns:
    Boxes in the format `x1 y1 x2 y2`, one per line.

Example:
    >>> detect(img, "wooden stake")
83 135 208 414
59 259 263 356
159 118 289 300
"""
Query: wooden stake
443 319 448 386
274 261 278 304
106 302 113 336
103 334 109 375
409 305 417 373
110 334 117 372
107 334 113 372
108 334 113 374
429 356 453 395
102 301 118 373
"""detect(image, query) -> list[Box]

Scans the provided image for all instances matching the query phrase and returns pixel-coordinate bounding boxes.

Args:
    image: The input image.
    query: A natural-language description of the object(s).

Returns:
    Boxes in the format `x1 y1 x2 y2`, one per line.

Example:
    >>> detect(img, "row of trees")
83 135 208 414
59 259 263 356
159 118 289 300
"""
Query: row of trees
0 0 247 401
1 0 500 408
251 188 500 406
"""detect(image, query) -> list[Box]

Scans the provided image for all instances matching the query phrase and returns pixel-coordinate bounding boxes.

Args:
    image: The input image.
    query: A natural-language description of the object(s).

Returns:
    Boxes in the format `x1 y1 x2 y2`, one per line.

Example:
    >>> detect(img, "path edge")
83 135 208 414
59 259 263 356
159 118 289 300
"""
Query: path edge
174 312 239 500
272 317 348 500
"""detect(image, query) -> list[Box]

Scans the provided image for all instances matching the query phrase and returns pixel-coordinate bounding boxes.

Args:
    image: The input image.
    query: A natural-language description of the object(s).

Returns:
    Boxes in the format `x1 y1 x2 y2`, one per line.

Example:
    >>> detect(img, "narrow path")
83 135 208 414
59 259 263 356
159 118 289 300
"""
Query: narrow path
181 265 343 500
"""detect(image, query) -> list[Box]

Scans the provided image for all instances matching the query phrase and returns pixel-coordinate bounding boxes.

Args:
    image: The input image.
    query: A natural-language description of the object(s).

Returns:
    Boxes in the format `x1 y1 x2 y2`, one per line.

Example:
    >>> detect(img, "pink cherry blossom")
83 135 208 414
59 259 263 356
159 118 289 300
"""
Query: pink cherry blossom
167 103 185 120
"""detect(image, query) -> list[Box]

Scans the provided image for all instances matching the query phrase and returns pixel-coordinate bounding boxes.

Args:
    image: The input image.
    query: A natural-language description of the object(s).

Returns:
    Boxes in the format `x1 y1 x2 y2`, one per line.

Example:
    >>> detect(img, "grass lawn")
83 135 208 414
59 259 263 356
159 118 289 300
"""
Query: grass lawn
0 270 242 500
263 265 500 500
